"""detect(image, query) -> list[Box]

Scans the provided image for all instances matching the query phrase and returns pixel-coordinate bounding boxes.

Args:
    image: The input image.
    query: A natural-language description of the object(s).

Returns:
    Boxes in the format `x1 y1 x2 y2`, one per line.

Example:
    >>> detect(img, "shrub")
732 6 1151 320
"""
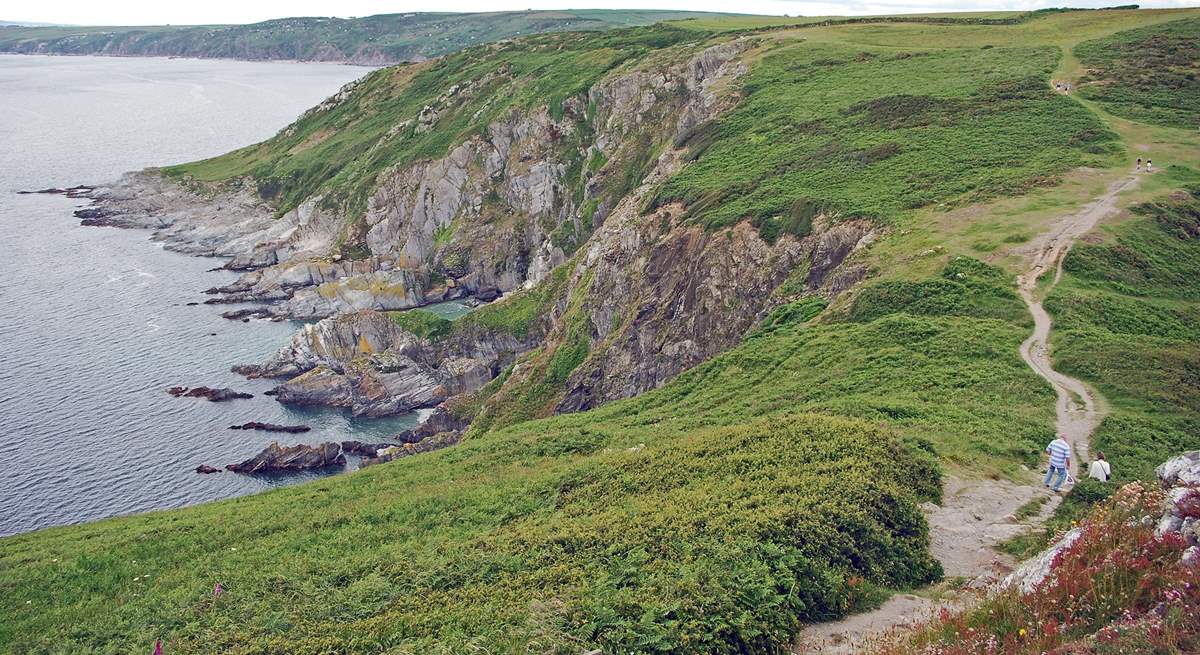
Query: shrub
871 482 1200 655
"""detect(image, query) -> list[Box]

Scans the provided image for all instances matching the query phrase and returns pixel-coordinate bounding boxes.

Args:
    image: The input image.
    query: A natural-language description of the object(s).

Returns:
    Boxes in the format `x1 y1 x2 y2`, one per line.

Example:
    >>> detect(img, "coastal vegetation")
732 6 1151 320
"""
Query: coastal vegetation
1075 18 1200 128
3 8 1200 654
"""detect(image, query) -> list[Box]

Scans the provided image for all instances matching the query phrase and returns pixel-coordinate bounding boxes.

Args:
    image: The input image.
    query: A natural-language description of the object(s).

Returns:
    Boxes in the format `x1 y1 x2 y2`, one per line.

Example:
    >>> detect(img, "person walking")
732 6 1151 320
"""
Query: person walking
1088 451 1112 482
1147 159 1153 172
1044 435 1072 492
1137 157 1142 171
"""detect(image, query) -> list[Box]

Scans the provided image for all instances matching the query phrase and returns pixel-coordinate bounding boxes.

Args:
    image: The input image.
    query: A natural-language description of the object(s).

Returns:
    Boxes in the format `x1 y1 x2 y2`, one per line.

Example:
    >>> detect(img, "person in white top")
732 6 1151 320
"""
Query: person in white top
1088 451 1112 482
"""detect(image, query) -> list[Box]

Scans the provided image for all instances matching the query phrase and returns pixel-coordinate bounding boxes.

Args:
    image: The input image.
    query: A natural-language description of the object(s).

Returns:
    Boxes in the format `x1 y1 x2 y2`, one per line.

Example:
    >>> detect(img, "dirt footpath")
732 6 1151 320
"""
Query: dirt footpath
794 174 1139 654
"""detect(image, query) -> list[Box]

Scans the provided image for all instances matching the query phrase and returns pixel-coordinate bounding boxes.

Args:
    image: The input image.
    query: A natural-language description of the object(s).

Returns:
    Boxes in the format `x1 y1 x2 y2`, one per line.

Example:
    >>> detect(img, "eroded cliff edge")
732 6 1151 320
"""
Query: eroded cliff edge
74 32 878 433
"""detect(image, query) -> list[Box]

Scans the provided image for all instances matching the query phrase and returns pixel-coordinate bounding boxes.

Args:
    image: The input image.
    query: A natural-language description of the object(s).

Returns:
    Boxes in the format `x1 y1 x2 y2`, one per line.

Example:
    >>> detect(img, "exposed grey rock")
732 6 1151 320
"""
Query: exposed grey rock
1157 450 1200 488
243 311 516 416
166 386 253 401
360 431 460 466
228 422 311 433
999 527 1082 594
225 441 345 473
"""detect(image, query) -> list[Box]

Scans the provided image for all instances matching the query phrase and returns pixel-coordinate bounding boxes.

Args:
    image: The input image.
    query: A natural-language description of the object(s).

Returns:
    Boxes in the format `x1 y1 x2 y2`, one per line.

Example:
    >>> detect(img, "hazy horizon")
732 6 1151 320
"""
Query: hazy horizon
4 0 1199 27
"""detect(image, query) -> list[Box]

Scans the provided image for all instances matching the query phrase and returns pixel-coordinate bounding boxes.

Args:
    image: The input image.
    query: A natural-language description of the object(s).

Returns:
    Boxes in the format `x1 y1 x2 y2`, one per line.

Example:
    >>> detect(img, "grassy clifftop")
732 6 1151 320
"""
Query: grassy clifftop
0 10 732 64
3 9 1200 654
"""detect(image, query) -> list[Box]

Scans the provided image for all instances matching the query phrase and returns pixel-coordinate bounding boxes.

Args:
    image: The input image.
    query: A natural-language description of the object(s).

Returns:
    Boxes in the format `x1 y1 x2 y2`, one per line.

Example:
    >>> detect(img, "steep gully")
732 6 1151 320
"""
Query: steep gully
796 174 1139 654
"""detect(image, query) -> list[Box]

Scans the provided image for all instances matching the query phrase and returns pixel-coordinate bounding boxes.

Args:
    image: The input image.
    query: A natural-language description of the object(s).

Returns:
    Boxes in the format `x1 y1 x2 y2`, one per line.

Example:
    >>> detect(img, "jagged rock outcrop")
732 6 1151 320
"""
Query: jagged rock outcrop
228 422 311 433
75 40 754 321
361 432 461 467
240 310 524 416
225 441 346 473
166 386 253 401
1155 451 1200 566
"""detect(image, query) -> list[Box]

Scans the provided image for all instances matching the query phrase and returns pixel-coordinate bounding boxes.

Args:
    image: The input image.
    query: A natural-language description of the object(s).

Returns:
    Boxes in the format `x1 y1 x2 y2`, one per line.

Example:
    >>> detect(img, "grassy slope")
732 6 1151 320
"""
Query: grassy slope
0 11 732 63
164 24 704 223
652 42 1118 240
1049 183 1200 485
1075 17 1200 129
3 9 1200 654
0 266 1067 653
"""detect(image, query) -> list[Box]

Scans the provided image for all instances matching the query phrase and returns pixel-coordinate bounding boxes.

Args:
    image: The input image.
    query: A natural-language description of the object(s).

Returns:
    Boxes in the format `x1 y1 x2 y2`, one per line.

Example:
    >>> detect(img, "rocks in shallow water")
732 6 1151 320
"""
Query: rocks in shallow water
225 441 345 473
167 386 253 401
75 206 120 225
195 464 222 474
340 440 394 457
229 422 311 433
361 431 460 467
18 185 94 197
219 307 275 321
395 406 469 444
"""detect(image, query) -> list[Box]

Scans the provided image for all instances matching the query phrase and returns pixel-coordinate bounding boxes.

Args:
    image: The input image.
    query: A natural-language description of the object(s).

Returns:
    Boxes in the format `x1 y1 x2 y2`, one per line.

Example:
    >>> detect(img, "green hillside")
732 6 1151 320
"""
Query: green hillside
3 8 1200 654
0 10 735 64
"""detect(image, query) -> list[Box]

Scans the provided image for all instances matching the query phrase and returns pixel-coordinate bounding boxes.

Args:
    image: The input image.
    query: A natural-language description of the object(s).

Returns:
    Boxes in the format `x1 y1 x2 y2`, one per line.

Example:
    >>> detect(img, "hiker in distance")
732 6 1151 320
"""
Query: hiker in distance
1089 451 1112 482
1044 434 1072 492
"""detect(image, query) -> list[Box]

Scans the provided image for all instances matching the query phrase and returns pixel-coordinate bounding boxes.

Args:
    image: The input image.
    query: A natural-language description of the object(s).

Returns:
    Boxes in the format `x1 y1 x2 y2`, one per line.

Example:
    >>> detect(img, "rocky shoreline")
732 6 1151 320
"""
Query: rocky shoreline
69 39 879 477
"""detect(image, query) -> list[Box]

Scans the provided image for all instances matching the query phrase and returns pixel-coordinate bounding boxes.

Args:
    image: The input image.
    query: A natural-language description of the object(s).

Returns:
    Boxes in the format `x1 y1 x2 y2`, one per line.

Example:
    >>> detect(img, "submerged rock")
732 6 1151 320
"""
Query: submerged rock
167 386 253 401
228 422 311 433
194 464 222 474
225 441 345 473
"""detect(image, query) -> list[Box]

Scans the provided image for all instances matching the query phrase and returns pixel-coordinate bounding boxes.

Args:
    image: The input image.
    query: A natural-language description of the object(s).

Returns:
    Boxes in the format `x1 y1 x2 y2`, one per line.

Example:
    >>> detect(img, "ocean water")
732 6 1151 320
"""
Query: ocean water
0 55 421 537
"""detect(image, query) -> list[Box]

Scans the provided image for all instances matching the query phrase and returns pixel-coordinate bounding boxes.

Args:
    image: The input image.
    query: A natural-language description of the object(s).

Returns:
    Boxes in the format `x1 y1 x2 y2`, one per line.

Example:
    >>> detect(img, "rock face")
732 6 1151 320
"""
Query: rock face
999 527 1083 594
228 422 311 433
167 386 253 401
225 442 346 473
81 38 875 434
75 41 753 321
239 310 519 417
361 432 461 467
1154 451 1200 566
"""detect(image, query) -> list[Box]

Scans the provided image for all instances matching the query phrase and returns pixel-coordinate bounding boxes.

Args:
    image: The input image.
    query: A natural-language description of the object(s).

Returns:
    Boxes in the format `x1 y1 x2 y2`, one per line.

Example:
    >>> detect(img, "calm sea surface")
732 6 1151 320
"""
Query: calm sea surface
0 55 420 537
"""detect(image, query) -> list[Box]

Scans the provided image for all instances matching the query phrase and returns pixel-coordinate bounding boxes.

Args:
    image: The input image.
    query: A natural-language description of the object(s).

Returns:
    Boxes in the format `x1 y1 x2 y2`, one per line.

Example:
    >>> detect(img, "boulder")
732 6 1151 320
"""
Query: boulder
225 441 345 473
998 528 1083 594
1157 451 1200 489
167 386 253 401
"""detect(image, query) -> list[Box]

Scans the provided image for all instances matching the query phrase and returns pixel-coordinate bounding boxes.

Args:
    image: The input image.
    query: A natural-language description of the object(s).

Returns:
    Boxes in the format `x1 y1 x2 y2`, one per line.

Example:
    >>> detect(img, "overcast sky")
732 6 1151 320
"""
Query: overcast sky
3 0 1197 26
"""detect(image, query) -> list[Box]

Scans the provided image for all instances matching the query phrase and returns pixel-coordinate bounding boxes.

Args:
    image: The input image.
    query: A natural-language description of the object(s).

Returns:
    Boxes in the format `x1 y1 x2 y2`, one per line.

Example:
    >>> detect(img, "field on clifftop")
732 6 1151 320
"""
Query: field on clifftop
2 8 1200 654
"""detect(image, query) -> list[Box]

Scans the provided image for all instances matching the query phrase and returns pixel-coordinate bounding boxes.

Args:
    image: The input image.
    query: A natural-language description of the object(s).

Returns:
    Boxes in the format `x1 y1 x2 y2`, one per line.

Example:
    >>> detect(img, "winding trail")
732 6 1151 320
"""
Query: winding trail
1016 174 1138 474
795 174 1138 654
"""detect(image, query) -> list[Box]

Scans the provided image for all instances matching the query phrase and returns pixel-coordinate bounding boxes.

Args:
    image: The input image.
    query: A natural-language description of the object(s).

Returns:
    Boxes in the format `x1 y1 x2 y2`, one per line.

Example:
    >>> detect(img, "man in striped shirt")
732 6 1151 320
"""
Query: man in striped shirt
1044 435 1072 492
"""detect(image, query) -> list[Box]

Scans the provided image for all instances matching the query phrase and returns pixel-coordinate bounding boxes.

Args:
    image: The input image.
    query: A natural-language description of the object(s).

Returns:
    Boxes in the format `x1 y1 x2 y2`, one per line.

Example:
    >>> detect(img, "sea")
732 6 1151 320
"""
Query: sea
0 54 429 536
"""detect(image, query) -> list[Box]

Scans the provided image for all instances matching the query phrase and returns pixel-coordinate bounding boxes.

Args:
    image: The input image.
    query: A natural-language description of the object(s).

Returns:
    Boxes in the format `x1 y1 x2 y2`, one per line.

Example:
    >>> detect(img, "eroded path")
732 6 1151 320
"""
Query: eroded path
1015 174 1138 473
795 174 1138 654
